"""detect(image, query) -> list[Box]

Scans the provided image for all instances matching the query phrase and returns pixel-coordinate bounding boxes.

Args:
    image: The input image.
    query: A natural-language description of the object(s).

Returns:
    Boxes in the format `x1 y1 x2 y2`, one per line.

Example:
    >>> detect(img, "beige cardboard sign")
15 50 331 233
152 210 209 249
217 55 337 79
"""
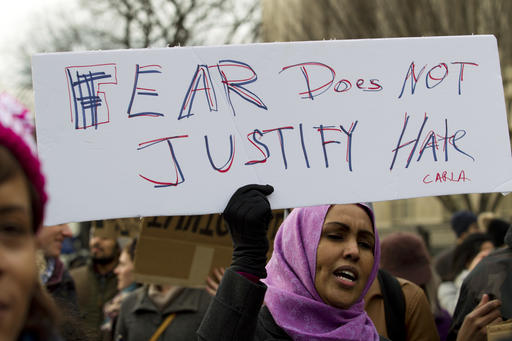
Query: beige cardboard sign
133 210 285 286
487 320 512 341
92 218 141 239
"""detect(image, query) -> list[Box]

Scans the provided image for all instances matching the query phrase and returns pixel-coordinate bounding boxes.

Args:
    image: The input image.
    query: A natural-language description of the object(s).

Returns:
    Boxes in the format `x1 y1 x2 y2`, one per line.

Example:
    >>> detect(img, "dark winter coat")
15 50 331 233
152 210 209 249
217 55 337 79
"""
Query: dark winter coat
70 262 118 333
115 285 211 341
447 246 512 340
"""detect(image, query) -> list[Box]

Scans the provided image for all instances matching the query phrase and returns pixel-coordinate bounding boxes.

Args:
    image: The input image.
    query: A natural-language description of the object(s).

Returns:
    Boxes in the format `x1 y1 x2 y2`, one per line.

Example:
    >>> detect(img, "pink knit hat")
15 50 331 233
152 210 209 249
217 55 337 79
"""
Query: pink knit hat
0 93 47 232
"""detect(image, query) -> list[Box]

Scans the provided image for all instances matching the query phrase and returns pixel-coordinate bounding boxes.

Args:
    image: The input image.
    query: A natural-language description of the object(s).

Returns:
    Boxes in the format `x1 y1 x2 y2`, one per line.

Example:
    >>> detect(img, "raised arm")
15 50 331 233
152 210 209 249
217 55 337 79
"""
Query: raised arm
197 184 274 341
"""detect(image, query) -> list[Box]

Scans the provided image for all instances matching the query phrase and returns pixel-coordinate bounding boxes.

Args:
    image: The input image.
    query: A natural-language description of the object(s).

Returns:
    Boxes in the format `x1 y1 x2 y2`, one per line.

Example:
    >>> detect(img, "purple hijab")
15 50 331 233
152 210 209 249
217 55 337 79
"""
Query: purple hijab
263 204 380 341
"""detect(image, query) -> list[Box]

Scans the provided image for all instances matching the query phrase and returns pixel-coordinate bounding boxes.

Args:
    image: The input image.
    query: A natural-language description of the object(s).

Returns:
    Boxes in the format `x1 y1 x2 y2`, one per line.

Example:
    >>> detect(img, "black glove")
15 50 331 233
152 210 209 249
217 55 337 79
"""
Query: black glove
223 184 274 278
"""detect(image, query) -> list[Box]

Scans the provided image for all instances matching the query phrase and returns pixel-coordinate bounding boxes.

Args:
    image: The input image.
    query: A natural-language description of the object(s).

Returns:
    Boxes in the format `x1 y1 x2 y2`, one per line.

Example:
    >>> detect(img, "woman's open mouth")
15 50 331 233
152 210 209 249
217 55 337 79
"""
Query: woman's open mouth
333 267 359 288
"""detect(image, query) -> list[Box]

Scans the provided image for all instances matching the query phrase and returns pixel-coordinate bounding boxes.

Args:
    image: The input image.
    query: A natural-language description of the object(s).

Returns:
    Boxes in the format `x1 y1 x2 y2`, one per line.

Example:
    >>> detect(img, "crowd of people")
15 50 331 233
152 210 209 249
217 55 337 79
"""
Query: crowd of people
1 109 511 340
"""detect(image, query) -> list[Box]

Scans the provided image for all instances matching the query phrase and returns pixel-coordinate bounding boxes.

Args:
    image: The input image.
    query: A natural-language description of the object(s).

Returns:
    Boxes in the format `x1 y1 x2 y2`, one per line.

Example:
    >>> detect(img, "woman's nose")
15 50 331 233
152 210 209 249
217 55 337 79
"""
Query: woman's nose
342 238 360 261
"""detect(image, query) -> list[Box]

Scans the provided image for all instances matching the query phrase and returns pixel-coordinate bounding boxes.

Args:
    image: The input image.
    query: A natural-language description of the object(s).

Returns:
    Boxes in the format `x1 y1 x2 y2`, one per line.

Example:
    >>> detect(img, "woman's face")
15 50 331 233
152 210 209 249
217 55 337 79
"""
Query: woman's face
0 174 37 340
315 204 375 309
114 250 134 290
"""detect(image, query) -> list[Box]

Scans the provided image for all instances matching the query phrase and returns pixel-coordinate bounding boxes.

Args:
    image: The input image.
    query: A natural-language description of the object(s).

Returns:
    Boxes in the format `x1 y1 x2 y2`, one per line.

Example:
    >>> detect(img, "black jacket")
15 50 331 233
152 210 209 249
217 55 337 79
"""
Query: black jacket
447 246 512 340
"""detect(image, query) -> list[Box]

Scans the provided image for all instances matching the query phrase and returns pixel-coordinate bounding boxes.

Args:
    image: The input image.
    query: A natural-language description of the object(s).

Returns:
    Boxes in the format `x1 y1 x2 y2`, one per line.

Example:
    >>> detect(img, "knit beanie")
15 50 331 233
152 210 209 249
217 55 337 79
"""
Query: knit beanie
451 211 477 238
0 93 46 232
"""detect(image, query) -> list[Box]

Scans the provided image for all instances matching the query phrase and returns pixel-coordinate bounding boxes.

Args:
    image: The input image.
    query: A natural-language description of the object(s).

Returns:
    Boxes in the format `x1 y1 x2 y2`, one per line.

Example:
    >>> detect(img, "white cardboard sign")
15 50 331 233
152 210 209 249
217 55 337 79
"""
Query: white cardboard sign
32 35 512 225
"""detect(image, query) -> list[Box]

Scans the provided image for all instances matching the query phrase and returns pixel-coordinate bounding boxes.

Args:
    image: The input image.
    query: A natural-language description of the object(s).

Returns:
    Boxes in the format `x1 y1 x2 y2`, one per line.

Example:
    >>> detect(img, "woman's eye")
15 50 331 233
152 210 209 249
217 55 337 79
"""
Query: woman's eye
0 224 28 236
327 234 344 240
358 241 372 250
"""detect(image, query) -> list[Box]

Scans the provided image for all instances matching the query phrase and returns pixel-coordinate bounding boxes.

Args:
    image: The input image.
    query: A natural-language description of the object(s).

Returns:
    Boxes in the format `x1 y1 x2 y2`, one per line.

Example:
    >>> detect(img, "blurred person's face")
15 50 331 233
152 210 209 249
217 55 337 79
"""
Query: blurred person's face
0 174 38 340
36 224 72 258
114 250 134 291
315 204 375 309
89 235 117 264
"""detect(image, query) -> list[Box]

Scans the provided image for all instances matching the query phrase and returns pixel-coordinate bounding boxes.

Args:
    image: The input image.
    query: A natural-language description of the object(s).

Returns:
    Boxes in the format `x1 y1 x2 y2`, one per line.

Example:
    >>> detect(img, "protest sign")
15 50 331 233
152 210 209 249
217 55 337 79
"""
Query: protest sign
32 35 511 225
91 218 141 239
133 210 285 286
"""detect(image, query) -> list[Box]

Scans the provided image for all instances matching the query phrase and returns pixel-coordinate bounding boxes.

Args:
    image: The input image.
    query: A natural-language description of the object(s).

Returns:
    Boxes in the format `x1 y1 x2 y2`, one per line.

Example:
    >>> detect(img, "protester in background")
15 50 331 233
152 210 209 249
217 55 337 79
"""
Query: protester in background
101 238 139 340
0 119 60 340
378 232 450 340
486 218 510 248
36 223 78 308
70 225 119 337
438 233 494 316
447 226 512 341
198 185 388 340
37 223 91 340
435 211 479 281
114 281 211 340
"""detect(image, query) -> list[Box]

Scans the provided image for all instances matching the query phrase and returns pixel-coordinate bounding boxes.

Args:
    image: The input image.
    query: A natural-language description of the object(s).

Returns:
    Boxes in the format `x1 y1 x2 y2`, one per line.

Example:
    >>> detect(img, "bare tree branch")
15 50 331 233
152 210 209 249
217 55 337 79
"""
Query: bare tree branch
18 0 261 88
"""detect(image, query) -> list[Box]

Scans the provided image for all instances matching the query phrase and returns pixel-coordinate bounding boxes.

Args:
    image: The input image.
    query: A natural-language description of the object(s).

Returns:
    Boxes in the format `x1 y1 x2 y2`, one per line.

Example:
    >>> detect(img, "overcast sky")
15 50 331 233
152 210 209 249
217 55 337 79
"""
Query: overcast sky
0 0 73 89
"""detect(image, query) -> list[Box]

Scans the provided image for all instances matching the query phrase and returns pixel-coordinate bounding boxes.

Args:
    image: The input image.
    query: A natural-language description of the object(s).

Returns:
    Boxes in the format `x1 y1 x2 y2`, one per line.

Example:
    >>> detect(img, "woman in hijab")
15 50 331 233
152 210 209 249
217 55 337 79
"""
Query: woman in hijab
198 184 386 340
0 116 60 340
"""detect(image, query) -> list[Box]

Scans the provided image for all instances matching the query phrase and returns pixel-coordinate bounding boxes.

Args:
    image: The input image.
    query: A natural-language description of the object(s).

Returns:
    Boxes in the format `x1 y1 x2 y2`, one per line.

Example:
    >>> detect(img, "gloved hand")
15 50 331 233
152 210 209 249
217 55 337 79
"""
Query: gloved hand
223 184 274 278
